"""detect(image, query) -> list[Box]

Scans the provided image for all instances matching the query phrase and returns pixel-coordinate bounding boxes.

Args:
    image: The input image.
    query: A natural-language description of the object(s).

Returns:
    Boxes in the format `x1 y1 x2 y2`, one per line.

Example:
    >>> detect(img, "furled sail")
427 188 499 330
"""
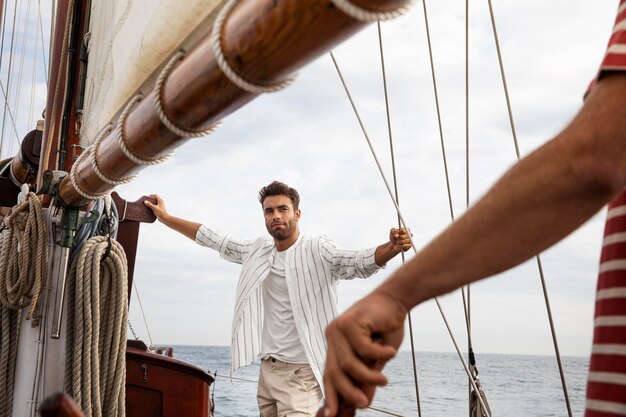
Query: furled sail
81 0 222 146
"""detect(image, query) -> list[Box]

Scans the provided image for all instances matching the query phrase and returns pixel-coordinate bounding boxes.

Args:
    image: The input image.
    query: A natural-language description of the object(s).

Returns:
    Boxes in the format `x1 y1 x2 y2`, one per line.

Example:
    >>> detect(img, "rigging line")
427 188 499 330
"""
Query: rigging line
421 0 475 346
0 0 10 157
421 0 454 222
215 374 258 384
28 7 40 128
367 405 409 417
8 0 30 159
462 0 473 349
0 80 24 146
216 374 411 417
485 1 572 415
376 21 422 417
37 0 48 85
463 2 475 413
133 280 154 348
0 0 20 158
0 3 23 155
329 51 491 417
11 0 35 154
464 0 470 210
0 0 8 75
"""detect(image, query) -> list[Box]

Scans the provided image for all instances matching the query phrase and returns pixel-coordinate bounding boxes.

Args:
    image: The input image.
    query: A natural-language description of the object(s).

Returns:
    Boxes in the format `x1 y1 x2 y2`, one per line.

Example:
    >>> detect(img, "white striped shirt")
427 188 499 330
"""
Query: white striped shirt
195 224 382 389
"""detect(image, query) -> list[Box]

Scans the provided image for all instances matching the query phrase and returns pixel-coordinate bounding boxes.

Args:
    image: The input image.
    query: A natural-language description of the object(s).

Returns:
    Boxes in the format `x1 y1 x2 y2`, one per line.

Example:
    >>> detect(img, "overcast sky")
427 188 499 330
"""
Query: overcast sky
113 0 620 359
4 1 621 361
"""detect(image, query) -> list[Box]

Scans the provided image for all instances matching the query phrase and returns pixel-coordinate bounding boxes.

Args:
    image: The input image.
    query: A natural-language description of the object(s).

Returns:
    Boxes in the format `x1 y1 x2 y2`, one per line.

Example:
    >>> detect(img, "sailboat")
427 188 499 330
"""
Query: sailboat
0 1 418 416
0 0 617 416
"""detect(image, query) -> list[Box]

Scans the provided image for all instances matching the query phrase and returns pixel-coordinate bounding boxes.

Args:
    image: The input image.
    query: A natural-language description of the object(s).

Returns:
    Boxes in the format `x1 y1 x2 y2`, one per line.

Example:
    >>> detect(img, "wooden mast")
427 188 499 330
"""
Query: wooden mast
57 0 410 206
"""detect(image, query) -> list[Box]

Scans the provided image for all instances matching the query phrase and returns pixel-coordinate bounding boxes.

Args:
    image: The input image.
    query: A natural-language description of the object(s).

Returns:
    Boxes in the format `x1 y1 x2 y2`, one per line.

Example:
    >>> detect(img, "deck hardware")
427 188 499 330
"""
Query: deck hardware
141 363 148 383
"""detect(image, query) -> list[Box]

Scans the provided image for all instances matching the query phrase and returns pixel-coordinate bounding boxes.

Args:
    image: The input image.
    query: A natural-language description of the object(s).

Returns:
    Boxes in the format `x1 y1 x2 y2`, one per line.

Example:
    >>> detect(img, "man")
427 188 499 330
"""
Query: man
144 181 411 417
322 2 626 417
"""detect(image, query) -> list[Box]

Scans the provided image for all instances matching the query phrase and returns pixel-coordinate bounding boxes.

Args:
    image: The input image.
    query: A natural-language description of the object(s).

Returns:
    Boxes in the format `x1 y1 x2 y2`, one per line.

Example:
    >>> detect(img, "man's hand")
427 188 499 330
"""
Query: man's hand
323 291 407 416
144 194 202 240
389 227 412 254
144 194 169 223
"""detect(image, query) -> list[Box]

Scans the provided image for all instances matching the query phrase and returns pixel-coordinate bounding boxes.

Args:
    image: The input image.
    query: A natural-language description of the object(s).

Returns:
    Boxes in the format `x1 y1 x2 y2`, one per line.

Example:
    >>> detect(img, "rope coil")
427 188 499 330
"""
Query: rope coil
331 0 414 22
0 191 49 319
154 51 222 138
0 191 49 415
65 235 128 417
210 0 297 94
0 305 18 417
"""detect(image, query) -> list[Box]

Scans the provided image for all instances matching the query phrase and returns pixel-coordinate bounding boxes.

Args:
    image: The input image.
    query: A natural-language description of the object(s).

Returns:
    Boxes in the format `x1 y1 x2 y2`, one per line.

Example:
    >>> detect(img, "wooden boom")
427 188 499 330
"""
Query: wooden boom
57 0 410 206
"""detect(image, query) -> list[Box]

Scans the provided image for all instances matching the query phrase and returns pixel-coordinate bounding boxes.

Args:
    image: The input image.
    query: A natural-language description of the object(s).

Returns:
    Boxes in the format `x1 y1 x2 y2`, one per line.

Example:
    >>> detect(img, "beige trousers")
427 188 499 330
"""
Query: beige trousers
257 358 323 417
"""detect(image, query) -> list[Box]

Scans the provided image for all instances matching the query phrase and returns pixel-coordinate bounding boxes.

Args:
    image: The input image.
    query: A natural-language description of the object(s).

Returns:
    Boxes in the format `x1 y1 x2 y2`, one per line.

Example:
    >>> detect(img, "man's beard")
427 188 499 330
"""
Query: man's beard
267 221 296 241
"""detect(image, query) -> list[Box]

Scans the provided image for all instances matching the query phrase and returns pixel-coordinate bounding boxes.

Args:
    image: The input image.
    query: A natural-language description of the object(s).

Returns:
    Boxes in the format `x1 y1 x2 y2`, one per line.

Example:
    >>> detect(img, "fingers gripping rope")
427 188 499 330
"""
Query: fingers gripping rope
331 0 414 22
210 0 297 94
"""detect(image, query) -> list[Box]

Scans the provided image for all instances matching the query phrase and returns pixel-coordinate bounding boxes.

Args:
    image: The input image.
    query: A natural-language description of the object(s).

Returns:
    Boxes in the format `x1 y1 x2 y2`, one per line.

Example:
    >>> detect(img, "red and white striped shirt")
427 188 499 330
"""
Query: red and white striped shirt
586 2 626 415
600 1 626 71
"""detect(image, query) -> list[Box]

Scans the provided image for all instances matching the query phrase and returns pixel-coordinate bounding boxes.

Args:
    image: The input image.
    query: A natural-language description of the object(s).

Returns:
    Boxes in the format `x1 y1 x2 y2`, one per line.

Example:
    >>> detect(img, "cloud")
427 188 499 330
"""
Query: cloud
7 1 617 358
122 1 616 357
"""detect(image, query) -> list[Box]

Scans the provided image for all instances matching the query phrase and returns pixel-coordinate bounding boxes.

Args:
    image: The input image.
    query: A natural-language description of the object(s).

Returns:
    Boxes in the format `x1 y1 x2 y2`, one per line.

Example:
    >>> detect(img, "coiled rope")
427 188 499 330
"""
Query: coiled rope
0 191 48 318
0 304 18 417
0 191 48 417
64 236 128 417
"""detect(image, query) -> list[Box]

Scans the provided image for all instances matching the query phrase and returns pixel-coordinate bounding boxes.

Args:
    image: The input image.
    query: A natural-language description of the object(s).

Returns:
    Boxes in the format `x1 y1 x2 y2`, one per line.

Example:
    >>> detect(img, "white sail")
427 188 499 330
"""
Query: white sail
81 0 221 146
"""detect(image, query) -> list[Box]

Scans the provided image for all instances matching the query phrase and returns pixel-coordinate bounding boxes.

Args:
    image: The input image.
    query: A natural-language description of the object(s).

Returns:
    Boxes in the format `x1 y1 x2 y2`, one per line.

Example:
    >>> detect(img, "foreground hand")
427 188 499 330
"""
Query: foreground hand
389 227 412 253
144 194 168 222
323 291 408 416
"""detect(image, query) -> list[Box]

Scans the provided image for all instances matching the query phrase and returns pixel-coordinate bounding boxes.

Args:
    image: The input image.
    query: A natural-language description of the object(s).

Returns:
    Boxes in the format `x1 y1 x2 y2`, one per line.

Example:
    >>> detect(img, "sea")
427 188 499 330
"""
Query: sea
172 345 589 417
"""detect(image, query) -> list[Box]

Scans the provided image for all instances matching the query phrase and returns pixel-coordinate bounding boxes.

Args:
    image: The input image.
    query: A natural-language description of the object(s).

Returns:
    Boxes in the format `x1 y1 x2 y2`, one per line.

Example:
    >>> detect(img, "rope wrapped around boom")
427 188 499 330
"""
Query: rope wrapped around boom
64 236 128 417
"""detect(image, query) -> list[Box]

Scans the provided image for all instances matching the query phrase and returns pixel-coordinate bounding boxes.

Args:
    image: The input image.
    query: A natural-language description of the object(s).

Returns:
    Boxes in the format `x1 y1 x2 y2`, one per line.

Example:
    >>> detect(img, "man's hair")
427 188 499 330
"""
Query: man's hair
258 181 300 210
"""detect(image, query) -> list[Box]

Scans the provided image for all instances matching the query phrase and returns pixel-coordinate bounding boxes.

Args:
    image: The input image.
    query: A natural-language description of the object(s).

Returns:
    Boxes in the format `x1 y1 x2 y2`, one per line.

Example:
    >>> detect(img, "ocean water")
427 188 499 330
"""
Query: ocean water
173 345 589 417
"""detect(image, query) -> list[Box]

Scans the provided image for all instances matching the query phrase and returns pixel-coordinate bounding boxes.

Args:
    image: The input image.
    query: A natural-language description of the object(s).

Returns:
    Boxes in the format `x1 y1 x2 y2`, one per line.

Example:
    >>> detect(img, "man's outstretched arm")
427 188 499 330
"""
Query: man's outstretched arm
144 194 202 241
323 73 626 415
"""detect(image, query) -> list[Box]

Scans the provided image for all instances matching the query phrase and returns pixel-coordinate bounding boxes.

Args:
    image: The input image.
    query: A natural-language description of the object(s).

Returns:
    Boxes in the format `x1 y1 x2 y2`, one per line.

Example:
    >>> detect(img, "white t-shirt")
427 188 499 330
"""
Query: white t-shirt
260 250 308 363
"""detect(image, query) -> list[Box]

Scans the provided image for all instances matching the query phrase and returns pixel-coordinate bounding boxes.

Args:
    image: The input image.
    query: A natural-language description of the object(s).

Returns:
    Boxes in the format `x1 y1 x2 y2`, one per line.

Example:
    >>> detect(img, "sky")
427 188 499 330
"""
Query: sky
0 0 50 159
119 0 617 359
3 1 622 361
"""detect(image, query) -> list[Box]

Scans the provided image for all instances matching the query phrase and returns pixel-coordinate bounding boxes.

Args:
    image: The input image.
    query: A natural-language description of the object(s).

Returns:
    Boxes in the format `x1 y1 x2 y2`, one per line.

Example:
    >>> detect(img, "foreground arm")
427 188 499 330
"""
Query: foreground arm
323 73 626 415
144 194 202 241
373 228 412 266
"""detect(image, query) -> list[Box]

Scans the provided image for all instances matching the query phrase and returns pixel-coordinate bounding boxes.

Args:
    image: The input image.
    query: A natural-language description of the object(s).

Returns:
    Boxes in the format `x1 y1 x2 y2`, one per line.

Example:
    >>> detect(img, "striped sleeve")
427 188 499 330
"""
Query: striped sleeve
195 224 255 264
588 0 626 94
585 190 626 417
319 237 382 280
599 0 626 72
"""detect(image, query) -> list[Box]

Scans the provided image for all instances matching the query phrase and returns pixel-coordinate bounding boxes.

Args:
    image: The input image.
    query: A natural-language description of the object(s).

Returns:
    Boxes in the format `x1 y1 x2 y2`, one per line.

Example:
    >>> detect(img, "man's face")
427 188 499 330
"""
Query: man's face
262 195 300 241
